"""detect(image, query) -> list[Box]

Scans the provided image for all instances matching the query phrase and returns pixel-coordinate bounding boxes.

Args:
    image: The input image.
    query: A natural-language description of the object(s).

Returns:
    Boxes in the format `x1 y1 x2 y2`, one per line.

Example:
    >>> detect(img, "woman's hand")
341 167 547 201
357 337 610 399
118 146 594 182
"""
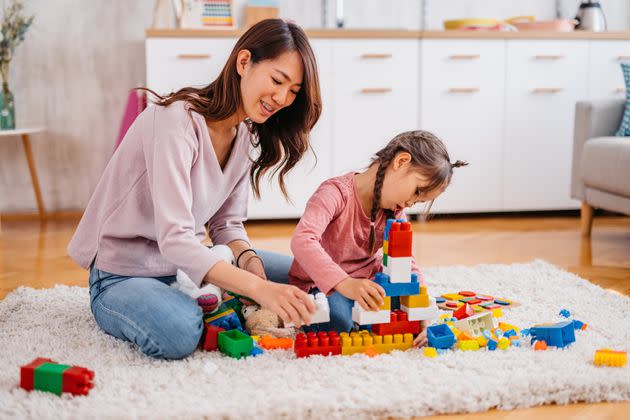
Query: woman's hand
335 277 386 311
250 280 316 327
241 253 266 280
413 321 428 348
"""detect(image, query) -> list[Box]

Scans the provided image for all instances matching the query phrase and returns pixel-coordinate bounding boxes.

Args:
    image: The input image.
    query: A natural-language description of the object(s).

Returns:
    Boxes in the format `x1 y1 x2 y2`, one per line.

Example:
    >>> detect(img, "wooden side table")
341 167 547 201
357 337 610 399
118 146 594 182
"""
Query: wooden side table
0 128 47 229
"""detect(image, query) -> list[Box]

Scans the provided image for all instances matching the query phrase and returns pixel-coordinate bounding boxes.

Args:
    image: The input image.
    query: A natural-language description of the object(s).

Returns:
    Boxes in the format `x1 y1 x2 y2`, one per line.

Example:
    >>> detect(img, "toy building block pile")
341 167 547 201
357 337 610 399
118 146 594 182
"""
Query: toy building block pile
352 219 439 326
20 358 94 396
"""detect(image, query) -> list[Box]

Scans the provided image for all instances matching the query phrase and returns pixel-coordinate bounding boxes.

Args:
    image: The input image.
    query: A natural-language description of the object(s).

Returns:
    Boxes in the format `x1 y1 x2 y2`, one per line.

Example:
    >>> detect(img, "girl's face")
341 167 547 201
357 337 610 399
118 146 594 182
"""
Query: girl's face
380 152 444 212
236 49 304 124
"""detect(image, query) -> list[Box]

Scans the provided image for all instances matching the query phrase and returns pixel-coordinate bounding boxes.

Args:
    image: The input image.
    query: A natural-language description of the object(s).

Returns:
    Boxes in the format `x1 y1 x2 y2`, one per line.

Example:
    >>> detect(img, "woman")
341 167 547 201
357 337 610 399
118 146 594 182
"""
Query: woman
68 19 322 359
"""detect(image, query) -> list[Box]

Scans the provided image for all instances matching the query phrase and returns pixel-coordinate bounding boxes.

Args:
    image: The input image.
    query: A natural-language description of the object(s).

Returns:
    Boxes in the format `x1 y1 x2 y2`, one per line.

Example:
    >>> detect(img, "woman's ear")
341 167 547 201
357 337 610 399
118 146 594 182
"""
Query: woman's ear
236 49 252 77
392 152 412 170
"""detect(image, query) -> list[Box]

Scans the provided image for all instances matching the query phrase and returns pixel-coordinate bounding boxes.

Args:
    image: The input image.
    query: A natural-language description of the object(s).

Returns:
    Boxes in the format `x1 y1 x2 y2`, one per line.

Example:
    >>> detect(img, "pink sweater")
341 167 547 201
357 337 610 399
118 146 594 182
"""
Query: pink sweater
68 101 252 287
289 172 423 294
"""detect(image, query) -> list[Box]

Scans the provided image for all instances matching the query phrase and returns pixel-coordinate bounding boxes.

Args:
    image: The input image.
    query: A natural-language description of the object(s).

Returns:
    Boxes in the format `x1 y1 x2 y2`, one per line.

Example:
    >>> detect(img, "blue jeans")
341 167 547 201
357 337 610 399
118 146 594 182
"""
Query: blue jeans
89 249 293 360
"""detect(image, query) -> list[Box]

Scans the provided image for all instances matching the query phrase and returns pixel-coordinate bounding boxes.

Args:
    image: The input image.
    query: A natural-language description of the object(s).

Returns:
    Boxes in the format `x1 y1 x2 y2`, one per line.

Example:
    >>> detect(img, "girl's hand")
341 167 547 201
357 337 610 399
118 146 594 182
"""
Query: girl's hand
335 277 386 311
413 320 428 348
250 280 316 327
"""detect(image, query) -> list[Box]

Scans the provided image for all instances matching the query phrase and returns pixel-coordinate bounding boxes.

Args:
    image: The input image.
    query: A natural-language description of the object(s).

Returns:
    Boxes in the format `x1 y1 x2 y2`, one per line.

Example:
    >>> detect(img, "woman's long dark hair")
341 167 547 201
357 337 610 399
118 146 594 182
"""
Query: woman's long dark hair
140 19 322 199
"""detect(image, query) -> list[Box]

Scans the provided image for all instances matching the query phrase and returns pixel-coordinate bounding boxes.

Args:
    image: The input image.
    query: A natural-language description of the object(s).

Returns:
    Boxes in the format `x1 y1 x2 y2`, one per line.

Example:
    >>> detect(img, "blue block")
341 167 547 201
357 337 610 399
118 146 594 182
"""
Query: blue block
573 320 584 330
503 329 516 338
559 309 571 318
529 320 575 348
427 324 455 349
384 219 396 241
487 339 498 351
435 297 446 303
374 271 420 297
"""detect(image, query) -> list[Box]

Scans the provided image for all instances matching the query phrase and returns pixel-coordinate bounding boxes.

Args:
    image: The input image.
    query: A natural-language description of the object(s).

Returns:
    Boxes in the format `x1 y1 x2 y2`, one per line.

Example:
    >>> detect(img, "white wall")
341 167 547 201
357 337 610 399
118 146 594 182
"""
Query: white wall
1 0 628 213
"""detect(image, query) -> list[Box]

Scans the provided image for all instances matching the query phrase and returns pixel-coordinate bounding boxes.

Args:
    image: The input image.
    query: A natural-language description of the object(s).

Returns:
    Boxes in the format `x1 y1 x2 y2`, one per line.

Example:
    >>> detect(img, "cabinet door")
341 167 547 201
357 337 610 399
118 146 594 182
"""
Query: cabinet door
588 40 630 101
503 40 587 211
247 39 333 219
146 38 236 94
420 40 505 213
330 39 419 175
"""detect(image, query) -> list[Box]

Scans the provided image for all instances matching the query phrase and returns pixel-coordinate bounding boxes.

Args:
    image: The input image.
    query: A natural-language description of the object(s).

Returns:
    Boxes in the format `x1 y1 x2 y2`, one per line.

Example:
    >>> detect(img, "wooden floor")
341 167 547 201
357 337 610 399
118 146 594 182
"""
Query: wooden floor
1 213 629 418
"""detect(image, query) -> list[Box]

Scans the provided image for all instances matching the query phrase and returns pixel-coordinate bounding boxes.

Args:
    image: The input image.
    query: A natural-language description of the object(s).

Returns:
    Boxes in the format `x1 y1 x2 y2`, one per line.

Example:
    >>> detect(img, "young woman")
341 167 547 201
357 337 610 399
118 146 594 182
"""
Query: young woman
68 19 322 359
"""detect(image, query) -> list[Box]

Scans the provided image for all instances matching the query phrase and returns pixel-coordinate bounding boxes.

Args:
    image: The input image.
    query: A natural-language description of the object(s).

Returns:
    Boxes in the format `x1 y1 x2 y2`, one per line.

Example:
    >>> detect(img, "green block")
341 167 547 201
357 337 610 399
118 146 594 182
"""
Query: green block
383 254 388 266
34 363 70 395
218 329 253 359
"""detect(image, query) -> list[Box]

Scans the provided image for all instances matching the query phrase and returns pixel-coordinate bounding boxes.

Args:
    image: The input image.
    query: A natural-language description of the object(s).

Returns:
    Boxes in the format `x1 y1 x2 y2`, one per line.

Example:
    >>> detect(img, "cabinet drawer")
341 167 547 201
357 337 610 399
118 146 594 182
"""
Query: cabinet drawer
421 40 505 88
588 40 630 100
146 38 236 94
506 40 588 89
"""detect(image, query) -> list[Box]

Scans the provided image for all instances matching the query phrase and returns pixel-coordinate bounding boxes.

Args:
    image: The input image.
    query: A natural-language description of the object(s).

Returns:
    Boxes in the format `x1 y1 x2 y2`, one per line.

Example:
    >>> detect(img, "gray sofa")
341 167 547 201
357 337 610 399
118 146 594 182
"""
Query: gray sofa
572 99 630 236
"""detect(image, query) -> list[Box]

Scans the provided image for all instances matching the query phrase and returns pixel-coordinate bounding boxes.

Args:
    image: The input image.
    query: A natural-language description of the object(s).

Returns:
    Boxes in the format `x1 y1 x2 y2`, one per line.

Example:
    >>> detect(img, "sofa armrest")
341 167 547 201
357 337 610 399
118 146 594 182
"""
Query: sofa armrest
571 100 625 199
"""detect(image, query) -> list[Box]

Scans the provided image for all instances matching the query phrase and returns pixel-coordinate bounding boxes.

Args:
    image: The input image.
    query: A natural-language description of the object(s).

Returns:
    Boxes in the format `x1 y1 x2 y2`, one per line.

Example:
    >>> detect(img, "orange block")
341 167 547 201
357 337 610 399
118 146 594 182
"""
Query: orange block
534 340 548 351
259 336 293 350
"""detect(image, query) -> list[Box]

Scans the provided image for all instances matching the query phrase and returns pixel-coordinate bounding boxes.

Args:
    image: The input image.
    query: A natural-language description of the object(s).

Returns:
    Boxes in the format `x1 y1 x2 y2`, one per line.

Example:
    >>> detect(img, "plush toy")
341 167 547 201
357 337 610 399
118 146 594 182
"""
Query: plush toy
241 305 298 338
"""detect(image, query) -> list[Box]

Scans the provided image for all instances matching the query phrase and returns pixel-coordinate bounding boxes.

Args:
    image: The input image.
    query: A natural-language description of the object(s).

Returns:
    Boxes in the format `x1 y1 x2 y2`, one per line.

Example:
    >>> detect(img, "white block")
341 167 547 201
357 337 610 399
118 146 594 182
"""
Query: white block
401 297 439 321
387 256 412 283
352 303 391 325
454 312 494 336
285 292 330 327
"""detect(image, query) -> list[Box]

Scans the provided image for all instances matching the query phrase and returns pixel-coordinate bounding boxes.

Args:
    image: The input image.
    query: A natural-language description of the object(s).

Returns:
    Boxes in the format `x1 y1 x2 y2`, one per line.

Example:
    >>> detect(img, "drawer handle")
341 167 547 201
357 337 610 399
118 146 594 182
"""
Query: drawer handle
617 55 630 61
447 87 480 94
448 54 480 60
361 53 392 59
360 88 392 94
532 87 563 94
534 55 564 60
616 87 628 93
176 54 211 59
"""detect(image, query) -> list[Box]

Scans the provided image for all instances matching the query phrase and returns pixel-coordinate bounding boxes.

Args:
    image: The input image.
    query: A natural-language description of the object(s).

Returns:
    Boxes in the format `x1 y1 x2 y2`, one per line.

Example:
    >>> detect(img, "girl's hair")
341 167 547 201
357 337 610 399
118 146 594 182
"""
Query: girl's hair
367 130 468 252
140 19 322 199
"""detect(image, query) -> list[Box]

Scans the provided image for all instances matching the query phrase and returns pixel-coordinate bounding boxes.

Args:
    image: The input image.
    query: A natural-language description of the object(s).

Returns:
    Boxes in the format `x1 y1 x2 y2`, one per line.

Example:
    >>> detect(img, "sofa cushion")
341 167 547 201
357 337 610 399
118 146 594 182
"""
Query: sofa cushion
615 63 630 136
581 137 630 197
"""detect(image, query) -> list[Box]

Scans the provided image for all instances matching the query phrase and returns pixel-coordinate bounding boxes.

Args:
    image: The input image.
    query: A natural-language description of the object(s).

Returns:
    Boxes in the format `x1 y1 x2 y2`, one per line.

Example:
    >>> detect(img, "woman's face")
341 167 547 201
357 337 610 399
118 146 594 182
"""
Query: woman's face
236 49 304 123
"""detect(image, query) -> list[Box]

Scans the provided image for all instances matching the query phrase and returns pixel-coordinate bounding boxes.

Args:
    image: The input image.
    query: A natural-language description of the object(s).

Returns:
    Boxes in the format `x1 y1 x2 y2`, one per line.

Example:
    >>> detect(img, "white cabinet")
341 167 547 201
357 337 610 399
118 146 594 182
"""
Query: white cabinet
503 41 587 210
247 39 334 219
420 40 506 213
330 40 419 175
146 38 236 93
588 41 630 101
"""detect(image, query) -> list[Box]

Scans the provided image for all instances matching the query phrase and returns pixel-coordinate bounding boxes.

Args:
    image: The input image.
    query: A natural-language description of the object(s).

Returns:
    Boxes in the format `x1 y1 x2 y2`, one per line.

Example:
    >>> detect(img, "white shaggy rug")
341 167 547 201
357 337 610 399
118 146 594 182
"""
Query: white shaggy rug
1 260 629 419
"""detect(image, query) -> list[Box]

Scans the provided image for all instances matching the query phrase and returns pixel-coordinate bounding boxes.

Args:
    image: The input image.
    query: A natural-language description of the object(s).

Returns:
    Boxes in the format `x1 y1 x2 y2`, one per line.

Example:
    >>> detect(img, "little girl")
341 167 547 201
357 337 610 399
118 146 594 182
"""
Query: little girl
288 130 466 347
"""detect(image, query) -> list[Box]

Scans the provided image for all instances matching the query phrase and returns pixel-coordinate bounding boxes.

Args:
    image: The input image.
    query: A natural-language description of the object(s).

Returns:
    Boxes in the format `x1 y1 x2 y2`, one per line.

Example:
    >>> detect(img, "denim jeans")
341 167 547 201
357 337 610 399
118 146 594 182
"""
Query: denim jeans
89 248 294 360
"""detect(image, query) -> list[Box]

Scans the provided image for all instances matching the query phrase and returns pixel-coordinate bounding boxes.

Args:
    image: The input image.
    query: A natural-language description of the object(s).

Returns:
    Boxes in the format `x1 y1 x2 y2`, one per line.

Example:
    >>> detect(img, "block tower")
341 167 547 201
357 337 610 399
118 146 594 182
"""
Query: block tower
352 219 439 328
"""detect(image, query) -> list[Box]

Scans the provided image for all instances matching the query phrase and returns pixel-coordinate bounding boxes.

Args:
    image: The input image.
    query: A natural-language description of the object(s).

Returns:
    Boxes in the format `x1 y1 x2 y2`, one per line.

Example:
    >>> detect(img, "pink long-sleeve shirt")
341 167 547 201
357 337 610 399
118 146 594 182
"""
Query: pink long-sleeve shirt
289 172 423 295
68 101 252 287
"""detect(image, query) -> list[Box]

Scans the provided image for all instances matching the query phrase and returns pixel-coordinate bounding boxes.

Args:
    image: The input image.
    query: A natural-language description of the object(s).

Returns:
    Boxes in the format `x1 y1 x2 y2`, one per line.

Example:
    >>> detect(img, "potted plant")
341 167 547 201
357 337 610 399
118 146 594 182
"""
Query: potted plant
0 0 33 130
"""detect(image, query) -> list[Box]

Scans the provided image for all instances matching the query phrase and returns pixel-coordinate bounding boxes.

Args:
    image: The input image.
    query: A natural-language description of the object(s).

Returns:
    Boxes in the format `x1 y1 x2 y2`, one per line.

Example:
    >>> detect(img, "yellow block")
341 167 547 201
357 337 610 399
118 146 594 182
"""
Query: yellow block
448 326 460 337
250 335 261 342
340 331 412 356
401 294 429 308
379 296 392 311
492 308 503 318
476 335 488 347
498 337 510 350
498 322 520 334
383 240 388 254
594 349 627 367
424 347 438 357
458 340 480 351
472 305 484 313
442 293 464 301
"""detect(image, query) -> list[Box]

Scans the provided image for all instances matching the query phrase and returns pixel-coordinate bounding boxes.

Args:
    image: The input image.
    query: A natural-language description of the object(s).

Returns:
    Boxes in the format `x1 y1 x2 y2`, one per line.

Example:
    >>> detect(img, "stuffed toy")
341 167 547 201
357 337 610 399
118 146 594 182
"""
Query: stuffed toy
241 305 298 338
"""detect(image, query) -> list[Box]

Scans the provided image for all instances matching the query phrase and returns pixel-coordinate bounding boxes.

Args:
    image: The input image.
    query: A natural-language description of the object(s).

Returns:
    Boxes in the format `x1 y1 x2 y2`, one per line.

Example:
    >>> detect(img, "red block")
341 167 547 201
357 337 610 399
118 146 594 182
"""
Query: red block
199 324 224 351
20 357 54 391
453 303 474 320
388 222 412 257
294 331 342 358
458 291 476 297
62 366 95 396
372 310 420 336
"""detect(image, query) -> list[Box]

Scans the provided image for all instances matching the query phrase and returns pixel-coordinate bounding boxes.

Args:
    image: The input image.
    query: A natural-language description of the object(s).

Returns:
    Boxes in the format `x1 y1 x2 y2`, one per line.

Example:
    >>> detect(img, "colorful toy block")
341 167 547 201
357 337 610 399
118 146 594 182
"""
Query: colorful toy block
498 337 510 350
427 324 456 349
455 312 495 337
442 293 464 301
199 324 225 351
340 331 413 355
453 303 474 320
458 340 480 351
593 349 627 367
372 310 420 336
424 347 438 357
533 340 548 351
559 309 571 318
487 338 498 351
498 322 520 334
401 299 439 321
379 296 392 310
294 331 342 358
384 256 413 283
373 272 420 297
529 320 575 348
20 358 94 396
204 306 243 332
250 341 264 357
259 336 293 350
386 221 412 257
351 303 391 325
217 329 253 359
286 292 330 327
400 285 430 308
